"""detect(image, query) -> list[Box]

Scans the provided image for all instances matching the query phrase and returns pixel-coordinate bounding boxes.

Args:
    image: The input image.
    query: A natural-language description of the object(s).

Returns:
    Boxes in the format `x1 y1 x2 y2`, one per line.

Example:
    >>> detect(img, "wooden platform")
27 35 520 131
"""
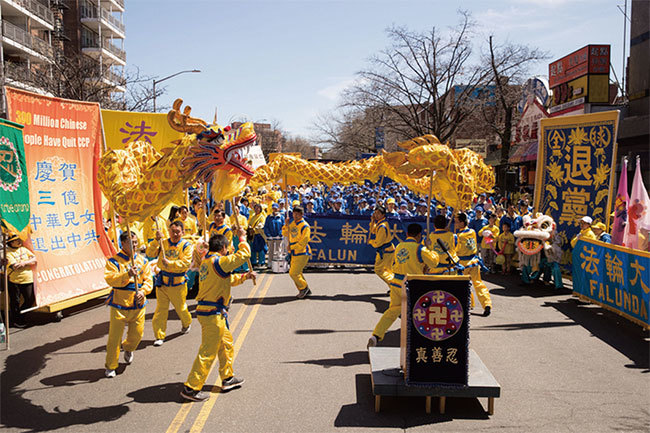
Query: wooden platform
369 347 501 415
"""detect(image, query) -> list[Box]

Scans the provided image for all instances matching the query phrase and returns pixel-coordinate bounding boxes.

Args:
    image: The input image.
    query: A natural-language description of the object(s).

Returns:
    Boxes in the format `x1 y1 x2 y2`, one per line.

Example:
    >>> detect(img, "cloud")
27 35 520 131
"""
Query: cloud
316 77 356 101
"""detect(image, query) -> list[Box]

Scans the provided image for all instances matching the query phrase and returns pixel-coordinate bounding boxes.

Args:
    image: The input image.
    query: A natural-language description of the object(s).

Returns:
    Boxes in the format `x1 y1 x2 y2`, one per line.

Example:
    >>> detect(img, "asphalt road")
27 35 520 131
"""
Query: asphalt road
1 269 649 432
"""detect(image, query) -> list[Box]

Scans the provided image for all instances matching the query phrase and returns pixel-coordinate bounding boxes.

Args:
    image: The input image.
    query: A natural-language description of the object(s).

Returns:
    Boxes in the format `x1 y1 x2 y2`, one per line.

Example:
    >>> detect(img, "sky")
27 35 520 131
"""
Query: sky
124 0 629 139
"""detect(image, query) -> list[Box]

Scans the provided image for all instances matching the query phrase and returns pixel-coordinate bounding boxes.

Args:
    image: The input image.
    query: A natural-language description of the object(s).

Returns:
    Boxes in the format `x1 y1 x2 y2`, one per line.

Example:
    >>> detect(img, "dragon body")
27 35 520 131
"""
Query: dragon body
98 99 257 220
251 134 494 210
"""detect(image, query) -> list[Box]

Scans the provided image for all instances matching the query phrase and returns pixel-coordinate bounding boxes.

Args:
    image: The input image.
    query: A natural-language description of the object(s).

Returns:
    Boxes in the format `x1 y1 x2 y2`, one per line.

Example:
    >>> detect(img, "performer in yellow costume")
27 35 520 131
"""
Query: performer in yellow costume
455 212 492 316
570 216 597 248
282 206 312 299
104 231 153 378
177 205 199 239
209 210 233 246
181 229 255 401
368 223 439 347
146 220 194 345
143 215 169 244
428 215 459 274
368 205 396 288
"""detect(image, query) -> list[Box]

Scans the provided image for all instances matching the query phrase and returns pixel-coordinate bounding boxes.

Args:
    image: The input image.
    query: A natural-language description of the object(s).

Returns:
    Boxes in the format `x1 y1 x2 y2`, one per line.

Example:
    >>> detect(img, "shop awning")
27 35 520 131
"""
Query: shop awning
508 140 539 164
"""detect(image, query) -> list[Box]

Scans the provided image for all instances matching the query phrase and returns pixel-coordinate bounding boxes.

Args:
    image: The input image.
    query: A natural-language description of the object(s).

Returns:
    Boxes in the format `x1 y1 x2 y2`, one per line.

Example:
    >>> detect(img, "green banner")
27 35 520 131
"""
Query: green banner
0 118 30 234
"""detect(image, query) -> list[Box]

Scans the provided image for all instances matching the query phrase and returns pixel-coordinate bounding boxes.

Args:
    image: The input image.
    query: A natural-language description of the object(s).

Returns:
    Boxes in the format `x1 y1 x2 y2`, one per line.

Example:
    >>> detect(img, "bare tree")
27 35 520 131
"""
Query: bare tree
7 50 157 111
282 136 319 158
341 11 491 144
482 36 550 164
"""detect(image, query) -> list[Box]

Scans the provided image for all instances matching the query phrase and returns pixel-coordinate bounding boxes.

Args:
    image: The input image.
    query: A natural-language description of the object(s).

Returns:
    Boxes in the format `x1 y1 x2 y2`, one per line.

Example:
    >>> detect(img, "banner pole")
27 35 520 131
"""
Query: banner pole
376 174 385 204
3 230 9 350
202 183 208 241
426 169 434 244
284 175 290 227
231 198 255 286
154 216 165 257
125 221 141 307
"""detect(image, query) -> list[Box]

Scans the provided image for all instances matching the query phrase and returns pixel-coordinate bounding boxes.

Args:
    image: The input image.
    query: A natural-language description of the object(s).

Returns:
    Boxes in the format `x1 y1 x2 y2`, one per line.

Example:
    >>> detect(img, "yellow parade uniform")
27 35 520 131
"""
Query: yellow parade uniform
209 222 233 245
282 217 311 291
146 237 193 340
104 251 153 370
229 214 248 231
119 221 145 246
175 215 199 239
248 212 266 236
368 218 396 287
570 227 596 248
373 238 439 340
6 246 35 284
456 228 491 310
478 224 500 249
142 217 169 244
185 241 251 392
428 229 459 274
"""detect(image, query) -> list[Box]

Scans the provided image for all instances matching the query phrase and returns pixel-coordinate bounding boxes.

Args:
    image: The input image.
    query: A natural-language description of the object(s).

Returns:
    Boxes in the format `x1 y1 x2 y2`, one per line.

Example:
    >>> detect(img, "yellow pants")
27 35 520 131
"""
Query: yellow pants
289 255 310 291
374 252 394 288
372 278 403 340
461 264 491 309
152 284 193 340
185 314 234 391
105 307 145 370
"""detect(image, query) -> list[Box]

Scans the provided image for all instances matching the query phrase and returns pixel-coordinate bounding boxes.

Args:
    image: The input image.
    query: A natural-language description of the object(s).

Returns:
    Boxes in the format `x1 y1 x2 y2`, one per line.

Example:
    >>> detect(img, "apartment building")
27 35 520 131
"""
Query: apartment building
0 0 125 113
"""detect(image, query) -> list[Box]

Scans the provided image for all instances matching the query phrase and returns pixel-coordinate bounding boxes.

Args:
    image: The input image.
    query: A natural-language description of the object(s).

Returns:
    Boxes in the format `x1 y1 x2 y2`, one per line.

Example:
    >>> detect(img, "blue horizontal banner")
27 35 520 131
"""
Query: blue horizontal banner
304 214 427 265
572 239 650 329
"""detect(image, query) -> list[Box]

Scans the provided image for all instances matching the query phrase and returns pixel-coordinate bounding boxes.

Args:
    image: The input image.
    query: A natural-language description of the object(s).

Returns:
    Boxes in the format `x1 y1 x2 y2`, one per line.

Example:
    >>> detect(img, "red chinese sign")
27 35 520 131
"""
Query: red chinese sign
549 45 610 88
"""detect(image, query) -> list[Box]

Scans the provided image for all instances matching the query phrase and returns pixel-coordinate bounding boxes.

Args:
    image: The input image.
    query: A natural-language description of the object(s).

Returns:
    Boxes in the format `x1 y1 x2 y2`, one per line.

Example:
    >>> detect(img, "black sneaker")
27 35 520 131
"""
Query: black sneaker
221 376 245 391
483 306 492 317
297 287 311 299
180 385 209 402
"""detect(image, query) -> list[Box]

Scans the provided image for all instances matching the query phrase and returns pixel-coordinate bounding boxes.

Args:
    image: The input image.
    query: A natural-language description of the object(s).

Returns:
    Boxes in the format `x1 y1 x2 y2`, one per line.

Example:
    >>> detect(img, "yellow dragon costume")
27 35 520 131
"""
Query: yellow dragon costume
97 99 258 221
251 134 494 210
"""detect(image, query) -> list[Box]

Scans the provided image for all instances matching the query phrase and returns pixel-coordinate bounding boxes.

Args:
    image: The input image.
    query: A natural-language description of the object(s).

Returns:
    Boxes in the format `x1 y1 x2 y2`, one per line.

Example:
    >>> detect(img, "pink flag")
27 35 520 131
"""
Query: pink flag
611 158 628 246
623 157 650 250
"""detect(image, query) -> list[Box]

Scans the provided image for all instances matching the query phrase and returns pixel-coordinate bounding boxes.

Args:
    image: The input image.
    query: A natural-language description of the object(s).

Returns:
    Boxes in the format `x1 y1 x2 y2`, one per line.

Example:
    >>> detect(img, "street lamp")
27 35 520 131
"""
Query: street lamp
152 69 201 112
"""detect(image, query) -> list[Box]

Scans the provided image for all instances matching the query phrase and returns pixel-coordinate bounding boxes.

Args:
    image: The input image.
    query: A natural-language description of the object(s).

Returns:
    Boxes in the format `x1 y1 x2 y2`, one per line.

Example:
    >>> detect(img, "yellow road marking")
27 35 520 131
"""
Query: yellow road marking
165 274 267 433
189 274 274 433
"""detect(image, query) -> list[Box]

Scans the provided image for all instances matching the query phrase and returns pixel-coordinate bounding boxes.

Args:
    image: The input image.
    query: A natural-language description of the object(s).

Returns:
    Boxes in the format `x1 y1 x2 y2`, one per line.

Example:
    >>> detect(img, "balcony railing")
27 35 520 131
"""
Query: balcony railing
2 21 54 59
5 0 54 26
102 68 125 86
4 62 32 82
102 39 125 61
100 7 125 33
81 34 126 62
80 0 125 34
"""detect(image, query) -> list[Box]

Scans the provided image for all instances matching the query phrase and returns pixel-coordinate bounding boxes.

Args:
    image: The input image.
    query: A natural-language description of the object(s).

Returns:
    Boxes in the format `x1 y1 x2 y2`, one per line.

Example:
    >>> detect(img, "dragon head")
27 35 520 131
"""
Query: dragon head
168 99 257 183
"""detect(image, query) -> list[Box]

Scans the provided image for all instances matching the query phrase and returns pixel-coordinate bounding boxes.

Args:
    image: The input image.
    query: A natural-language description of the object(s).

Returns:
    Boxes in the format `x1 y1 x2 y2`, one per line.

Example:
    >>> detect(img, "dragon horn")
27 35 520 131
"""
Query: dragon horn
167 98 209 135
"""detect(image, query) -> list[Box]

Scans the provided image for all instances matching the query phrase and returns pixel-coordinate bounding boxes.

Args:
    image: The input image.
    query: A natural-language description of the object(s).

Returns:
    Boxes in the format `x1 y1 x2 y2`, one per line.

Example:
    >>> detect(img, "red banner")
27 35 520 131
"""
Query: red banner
5 87 114 306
